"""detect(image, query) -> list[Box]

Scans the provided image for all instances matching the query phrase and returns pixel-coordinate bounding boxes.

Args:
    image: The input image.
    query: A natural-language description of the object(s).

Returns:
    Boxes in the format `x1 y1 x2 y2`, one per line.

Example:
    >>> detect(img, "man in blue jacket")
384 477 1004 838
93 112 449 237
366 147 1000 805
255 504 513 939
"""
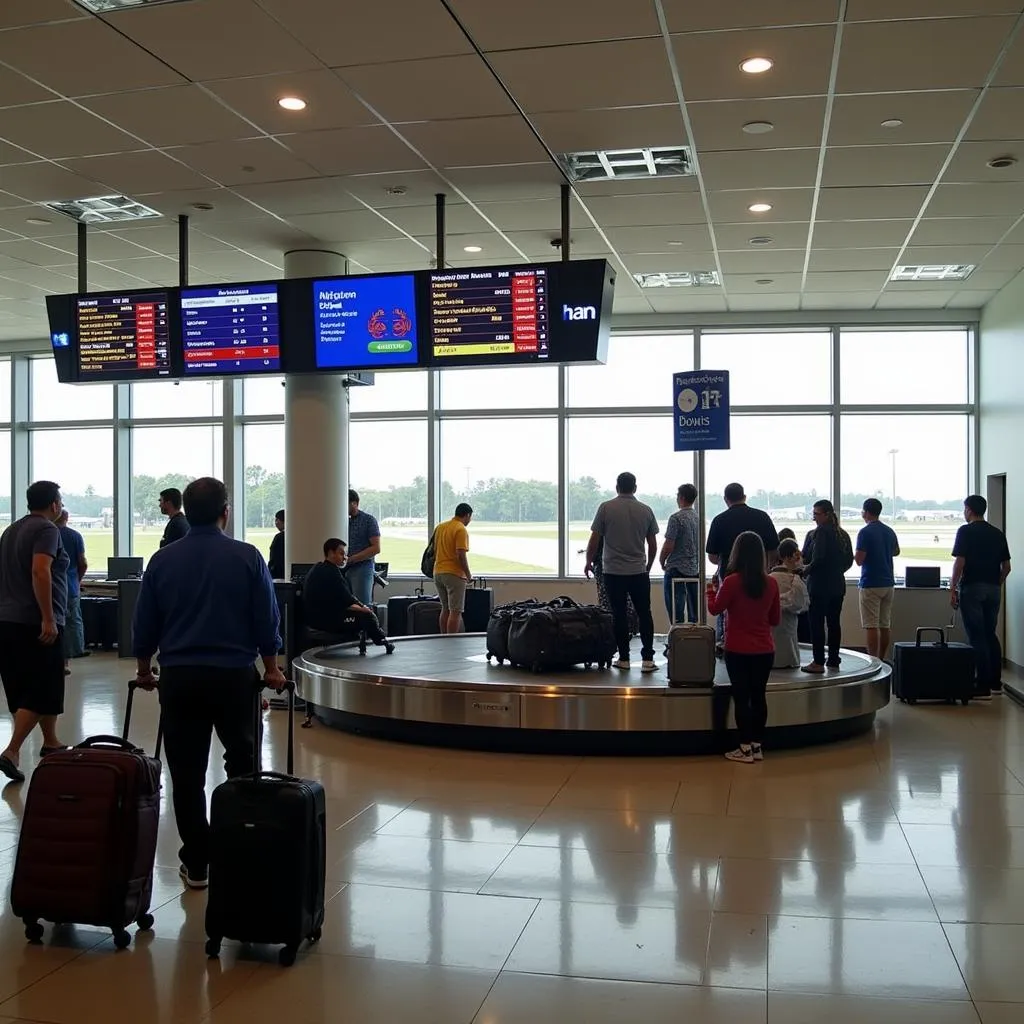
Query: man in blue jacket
133 477 284 890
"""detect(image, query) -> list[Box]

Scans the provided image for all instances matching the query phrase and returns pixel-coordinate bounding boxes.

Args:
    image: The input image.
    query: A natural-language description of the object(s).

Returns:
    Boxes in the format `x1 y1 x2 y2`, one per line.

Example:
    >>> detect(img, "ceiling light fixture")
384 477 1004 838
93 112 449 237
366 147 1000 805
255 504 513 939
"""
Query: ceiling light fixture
278 96 307 112
558 146 693 182
890 264 975 282
880 118 904 129
41 194 163 225
742 121 775 135
463 245 482 253
755 279 775 285
384 186 408 196
25 217 52 226
987 154 1018 169
633 271 721 288
740 56 774 74
748 235 774 246
748 202 773 213
74 0 191 12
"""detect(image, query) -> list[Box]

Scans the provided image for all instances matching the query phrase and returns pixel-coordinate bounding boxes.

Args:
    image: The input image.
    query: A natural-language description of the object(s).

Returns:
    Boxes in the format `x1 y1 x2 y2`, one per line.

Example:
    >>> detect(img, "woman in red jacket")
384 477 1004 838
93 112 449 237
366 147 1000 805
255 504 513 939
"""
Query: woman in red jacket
707 530 781 763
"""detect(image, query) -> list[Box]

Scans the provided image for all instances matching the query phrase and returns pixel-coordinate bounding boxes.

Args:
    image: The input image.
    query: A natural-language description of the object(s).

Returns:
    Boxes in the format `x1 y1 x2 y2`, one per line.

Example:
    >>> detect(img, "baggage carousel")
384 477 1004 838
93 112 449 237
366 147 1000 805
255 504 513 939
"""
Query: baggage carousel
293 635 892 755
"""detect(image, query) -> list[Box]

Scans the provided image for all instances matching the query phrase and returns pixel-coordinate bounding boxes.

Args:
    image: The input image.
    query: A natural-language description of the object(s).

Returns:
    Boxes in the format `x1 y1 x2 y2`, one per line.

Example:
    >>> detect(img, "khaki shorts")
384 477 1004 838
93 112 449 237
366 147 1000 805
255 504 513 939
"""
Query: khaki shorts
859 587 894 629
434 572 468 613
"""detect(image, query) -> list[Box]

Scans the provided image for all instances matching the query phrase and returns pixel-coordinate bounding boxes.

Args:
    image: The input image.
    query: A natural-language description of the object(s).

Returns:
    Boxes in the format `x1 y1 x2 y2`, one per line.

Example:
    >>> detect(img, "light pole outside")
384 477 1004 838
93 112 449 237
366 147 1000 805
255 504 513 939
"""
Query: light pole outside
888 448 899 517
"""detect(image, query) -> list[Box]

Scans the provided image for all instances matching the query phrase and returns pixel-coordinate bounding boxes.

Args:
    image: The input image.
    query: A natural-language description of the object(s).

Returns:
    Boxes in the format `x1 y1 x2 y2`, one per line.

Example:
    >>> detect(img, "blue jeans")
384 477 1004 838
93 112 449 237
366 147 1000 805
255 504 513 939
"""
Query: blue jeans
63 593 85 659
959 582 1003 689
345 560 375 607
663 570 698 624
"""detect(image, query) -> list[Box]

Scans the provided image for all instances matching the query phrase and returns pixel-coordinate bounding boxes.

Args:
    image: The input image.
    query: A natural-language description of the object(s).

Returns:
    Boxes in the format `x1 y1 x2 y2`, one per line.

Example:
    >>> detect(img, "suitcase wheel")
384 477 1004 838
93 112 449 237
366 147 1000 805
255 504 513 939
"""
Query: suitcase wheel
113 929 131 950
310 926 323 943
205 937 221 959
137 913 154 931
23 920 43 944
485 652 492 662
279 944 298 967
584 662 593 670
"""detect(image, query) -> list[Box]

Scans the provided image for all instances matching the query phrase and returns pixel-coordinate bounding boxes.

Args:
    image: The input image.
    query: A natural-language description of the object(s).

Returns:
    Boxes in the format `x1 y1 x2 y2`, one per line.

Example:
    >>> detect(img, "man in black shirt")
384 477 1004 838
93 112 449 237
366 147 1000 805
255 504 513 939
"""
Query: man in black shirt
267 509 285 579
951 494 1011 698
301 538 393 652
706 483 780 645
159 487 189 548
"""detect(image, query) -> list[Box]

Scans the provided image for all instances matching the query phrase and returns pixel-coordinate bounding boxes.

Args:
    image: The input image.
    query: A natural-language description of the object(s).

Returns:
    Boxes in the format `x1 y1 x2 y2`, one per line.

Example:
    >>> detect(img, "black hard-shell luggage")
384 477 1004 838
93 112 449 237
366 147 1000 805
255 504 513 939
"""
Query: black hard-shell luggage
205 683 326 967
486 599 543 664
463 584 495 633
11 682 161 948
82 595 118 649
506 598 616 672
892 627 977 705
387 593 437 636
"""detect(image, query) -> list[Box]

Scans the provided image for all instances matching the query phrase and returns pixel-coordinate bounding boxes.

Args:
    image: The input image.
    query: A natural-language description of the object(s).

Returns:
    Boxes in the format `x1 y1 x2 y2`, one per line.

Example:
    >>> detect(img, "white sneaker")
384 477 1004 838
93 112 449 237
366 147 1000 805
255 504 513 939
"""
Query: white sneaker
613 659 631 670
751 743 764 761
724 746 754 764
640 660 657 673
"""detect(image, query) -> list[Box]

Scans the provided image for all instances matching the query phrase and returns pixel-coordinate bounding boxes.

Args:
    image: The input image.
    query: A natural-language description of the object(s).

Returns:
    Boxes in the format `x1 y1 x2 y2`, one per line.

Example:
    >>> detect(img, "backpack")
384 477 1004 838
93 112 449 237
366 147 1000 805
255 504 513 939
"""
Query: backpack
420 528 437 579
838 528 854 573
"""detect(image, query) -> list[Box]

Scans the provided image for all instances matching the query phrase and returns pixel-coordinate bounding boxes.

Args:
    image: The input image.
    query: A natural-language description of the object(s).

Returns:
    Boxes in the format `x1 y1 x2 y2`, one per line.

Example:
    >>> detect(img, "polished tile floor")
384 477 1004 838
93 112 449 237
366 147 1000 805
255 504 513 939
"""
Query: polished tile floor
0 654 1023 1022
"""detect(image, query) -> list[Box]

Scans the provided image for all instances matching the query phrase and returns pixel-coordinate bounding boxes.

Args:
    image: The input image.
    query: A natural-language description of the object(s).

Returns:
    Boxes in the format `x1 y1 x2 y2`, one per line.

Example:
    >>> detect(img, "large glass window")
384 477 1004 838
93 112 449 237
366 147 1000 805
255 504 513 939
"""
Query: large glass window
244 423 285 550
32 428 114 566
30 357 112 422
568 334 693 408
440 417 559 575
841 414 969 579
0 430 11 528
132 379 222 418
439 366 558 410
0 359 11 423
350 420 428 574
132 425 223 563
840 328 971 405
244 376 285 416
350 371 427 414
700 331 832 406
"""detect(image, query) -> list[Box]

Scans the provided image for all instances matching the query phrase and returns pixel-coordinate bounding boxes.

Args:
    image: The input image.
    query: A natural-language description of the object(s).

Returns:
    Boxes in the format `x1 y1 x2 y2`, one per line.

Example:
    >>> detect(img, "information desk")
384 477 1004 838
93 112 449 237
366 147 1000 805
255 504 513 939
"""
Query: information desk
295 635 891 755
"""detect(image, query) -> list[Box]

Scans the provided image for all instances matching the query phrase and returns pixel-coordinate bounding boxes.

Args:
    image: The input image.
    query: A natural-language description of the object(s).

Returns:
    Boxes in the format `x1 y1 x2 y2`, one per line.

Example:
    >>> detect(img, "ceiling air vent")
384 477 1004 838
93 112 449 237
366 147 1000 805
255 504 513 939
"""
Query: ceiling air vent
559 146 694 182
41 195 163 225
633 271 721 288
889 264 975 282
75 0 193 12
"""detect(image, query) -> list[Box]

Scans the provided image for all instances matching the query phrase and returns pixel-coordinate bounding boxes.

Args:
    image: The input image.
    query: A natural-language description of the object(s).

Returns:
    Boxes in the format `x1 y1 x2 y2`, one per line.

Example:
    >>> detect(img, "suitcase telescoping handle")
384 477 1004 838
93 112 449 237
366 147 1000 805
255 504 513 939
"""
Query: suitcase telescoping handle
121 680 163 759
915 627 948 647
253 677 295 780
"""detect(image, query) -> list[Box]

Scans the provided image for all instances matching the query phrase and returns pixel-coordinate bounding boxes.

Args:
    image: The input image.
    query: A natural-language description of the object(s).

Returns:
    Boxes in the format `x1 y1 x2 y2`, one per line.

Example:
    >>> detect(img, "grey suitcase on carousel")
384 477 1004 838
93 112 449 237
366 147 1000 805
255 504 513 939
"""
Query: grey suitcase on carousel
408 600 442 635
667 623 717 686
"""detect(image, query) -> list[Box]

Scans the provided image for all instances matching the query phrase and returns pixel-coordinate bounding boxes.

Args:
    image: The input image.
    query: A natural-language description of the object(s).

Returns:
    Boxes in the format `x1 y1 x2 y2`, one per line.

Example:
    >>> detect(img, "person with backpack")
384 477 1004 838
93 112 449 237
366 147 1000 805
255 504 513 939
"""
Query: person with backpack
706 531 780 763
800 499 854 674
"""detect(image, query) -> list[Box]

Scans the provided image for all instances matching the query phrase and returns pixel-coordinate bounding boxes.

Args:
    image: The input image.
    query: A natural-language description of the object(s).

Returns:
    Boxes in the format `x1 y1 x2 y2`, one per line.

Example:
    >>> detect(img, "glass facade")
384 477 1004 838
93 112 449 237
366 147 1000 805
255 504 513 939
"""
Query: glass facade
3 323 975 578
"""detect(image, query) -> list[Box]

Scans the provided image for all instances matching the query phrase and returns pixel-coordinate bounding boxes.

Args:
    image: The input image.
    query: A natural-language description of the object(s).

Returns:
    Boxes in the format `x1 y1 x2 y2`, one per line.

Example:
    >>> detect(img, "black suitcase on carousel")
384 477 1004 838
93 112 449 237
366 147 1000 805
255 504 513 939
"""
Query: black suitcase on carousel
205 684 326 967
506 599 616 672
892 626 977 705
387 594 437 636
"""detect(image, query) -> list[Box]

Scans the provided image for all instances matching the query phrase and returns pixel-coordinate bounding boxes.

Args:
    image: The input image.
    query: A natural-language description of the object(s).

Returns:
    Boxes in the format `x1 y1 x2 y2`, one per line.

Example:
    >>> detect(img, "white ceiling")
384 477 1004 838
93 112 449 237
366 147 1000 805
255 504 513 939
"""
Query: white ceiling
1 0 1023 339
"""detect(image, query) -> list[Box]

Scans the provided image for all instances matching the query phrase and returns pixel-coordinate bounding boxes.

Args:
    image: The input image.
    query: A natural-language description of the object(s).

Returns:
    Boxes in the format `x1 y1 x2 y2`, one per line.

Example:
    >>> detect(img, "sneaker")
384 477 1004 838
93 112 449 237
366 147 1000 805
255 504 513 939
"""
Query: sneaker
640 660 657 673
724 746 754 764
179 865 208 890
751 743 764 761
613 659 631 670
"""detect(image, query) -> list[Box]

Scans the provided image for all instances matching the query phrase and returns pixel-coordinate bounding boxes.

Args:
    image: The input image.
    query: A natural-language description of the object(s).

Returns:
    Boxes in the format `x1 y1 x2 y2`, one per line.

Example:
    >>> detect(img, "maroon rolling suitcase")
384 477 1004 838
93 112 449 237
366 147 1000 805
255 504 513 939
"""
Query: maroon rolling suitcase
10 682 162 948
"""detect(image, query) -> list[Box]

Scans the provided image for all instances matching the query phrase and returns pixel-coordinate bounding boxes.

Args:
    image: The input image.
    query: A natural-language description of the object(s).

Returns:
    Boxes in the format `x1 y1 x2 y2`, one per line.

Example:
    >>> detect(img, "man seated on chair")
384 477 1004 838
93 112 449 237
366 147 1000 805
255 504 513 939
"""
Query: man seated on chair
301 538 393 652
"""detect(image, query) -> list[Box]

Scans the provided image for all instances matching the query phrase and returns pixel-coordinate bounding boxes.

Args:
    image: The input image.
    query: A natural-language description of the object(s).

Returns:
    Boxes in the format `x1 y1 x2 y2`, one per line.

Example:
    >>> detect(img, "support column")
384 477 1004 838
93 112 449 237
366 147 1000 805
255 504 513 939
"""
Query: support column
283 249 348 574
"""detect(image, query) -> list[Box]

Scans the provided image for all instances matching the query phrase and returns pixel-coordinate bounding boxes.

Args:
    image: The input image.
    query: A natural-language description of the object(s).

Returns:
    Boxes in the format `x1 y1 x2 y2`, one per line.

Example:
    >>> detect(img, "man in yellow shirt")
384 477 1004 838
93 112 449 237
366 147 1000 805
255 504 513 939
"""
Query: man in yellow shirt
432 503 473 634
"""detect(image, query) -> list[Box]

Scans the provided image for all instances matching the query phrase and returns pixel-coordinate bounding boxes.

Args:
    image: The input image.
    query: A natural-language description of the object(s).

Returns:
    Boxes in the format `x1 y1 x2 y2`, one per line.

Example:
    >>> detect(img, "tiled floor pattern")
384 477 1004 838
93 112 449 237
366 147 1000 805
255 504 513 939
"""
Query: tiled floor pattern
0 654 1021 1021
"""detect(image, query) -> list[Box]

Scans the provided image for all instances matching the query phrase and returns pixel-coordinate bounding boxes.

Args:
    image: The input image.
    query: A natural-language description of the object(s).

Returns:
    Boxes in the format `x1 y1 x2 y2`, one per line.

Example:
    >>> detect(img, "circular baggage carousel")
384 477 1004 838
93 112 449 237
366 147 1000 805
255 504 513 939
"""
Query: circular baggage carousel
293 635 891 755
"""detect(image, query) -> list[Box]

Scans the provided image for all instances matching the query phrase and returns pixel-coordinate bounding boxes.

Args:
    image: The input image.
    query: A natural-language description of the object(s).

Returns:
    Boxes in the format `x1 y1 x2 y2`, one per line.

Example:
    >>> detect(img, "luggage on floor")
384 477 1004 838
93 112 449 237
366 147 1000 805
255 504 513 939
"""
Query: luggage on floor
486 599 543 664
387 593 436 636
666 623 718 686
82 595 118 650
463 584 495 633
408 599 443 635
892 626 977 705
11 683 162 948
205 682 326 967
506 598 616 672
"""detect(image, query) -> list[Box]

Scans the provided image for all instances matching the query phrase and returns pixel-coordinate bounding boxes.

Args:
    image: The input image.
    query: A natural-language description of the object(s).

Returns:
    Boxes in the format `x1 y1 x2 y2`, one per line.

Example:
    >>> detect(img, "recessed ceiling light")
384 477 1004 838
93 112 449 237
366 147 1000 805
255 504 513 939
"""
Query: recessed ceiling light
278 96 307 111
755 279 775 285
667 241 685 246
742 121 775 135
740 56 774 74
748 202 773 213
633 271 721 288
748 235 774 246
25 217 51 226
384 186 408 196
463 245 482 253
880 118 904 129
987 154 1018 169
890 264 975 282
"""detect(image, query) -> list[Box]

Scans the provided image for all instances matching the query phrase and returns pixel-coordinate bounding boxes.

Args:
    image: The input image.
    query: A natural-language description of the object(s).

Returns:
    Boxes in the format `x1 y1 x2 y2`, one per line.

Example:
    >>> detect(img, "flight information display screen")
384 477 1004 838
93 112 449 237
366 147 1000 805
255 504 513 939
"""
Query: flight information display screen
313 273 419 370
430 266 549 361
76 292 172 379
181 283 281 376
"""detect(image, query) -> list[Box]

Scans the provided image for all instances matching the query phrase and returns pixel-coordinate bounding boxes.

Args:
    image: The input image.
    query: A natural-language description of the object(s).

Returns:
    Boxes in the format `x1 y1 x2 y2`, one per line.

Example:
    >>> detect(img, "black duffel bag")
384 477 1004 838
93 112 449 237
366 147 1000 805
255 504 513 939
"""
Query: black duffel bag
506 597 616 673
485 599 544 664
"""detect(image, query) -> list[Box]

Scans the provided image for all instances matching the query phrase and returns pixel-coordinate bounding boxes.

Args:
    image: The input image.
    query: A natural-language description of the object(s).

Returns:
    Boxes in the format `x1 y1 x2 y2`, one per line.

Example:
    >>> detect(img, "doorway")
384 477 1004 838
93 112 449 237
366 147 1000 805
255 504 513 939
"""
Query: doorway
987 473 1008 655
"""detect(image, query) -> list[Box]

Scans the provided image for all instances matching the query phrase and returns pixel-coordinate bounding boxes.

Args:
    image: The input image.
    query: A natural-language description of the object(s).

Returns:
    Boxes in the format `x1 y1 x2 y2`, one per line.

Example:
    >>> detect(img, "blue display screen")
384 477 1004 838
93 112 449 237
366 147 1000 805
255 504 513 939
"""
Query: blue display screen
180 283 280 376
313 274 419 370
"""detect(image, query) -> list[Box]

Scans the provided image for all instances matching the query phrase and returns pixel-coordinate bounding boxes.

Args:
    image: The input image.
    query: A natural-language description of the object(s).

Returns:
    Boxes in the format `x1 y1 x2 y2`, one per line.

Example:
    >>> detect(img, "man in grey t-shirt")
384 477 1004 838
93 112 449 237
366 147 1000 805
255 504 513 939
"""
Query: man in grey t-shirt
586 472 659 672
0 479 70 781
660 483 700 624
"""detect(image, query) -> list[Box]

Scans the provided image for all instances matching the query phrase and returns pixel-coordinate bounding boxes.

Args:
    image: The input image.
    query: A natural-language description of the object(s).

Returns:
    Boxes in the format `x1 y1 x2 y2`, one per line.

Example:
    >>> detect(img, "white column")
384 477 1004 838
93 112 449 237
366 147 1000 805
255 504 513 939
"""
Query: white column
283 249 348 573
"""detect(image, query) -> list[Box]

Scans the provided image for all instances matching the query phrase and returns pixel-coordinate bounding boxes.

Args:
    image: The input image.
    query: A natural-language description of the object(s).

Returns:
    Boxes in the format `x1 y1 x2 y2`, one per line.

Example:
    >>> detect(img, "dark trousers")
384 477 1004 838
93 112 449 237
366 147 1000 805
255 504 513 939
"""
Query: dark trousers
158 665 261 873
809 592 844 665
663 570 699 625
723 651 773 745
959 582 1003 689
345 609 387 643
604 572 655 660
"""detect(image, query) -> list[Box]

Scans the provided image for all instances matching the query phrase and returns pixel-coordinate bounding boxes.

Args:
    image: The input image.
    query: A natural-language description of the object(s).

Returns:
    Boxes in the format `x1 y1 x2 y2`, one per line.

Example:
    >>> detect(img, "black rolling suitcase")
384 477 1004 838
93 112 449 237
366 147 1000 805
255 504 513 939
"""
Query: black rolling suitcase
387 593 437 636
205 683 326 967
463 583 495 633
892 627 977 705
408 599 443 635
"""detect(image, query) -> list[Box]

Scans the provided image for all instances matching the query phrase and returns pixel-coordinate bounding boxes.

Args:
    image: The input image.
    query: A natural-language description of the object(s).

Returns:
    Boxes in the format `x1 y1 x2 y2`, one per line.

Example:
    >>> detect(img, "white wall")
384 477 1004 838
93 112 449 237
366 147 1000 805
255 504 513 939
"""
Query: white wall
980 273 1024 667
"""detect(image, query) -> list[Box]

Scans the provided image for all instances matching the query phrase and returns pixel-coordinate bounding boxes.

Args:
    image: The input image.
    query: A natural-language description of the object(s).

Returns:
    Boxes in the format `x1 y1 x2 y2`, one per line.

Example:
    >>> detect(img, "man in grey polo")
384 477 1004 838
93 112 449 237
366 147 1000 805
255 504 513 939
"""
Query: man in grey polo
585 471 659 672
